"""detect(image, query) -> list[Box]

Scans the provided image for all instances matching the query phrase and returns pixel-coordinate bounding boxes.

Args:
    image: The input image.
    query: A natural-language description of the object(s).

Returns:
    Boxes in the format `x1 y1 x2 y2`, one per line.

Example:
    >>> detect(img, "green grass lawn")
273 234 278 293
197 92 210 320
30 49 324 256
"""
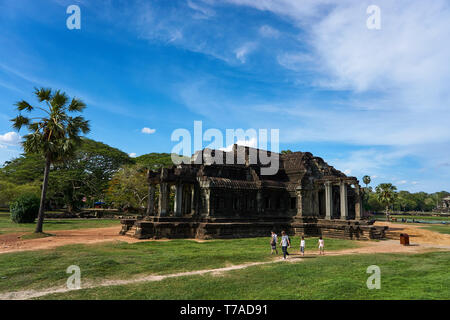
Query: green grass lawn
0 236 357 294
421 224 450 235
0 212 119 235
39 251 450 300
372 214 450 222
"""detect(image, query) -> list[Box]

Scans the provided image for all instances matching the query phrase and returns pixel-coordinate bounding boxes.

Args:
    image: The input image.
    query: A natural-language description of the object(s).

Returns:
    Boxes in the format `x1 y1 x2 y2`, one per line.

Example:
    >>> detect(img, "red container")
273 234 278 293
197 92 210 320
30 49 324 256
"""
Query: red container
400 233 410 246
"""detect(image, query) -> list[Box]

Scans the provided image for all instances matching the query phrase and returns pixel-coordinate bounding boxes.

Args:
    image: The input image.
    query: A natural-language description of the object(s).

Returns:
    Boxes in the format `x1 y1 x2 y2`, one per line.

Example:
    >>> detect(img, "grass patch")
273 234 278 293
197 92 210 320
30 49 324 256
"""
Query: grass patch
421 225 450 235
0 236 357 293
0 213 119 235
39 251 450 300
373 214 450 222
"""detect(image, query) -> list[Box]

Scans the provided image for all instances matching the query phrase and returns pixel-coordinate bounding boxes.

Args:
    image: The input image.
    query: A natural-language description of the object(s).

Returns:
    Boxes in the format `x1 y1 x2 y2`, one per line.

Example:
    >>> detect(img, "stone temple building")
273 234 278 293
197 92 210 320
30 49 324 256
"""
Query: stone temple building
120 145 387 240
437 196 450 212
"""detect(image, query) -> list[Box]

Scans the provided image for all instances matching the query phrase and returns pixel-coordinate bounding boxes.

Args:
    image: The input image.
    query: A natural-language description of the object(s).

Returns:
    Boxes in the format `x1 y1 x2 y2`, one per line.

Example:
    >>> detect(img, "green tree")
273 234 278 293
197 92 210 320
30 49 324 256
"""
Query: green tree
375 183 398 220
0 153 45 184
134 153 176 169
11 88 90 233
47 138 133 211
362 175 371 188
0 139 132 211
106 164 148 211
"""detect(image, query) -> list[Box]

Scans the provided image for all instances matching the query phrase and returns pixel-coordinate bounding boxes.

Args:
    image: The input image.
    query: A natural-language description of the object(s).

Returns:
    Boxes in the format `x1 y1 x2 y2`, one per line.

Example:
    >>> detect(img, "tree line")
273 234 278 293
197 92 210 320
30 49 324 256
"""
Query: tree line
2 88 448 234
362 177 449 214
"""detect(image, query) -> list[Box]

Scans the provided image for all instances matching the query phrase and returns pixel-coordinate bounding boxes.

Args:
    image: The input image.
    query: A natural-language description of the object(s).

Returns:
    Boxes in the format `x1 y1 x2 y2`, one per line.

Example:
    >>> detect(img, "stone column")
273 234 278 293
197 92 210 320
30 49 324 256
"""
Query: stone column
313 189 320 217
190 184 196 215
355 186 362 220
296 186 303 217
325 181 333 220
146 184 155 216
174 183 183 217
158 183 169 217
340 181 348 220
204 188 211 216
256 190 263 213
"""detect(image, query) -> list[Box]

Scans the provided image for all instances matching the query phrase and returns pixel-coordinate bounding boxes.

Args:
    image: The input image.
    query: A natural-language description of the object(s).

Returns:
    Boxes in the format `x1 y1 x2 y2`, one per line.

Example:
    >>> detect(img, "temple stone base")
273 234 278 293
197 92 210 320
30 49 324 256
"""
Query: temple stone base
120 217 388 241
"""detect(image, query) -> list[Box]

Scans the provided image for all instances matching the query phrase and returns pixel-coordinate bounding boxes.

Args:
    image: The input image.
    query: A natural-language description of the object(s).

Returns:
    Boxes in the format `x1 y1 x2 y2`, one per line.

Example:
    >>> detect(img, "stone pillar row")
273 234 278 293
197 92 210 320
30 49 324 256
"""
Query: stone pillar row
325 181 333 220
148 182 197 217
323 180 361 220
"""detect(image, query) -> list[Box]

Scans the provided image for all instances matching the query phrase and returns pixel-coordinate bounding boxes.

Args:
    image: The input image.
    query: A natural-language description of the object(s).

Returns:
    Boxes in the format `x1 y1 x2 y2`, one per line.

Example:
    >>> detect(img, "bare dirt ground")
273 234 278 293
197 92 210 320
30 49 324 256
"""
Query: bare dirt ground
1 221 449 255
0 221 449 300
378 221 450 246
0 226 152 254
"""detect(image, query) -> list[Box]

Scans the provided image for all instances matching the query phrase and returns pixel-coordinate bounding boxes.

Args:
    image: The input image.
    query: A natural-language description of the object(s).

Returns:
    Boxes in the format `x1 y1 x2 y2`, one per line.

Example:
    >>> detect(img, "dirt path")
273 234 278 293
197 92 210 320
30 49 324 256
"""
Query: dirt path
377 221 450 245
1 236 448 300
0 226 153 254
2 221 448 255
1 221 449 299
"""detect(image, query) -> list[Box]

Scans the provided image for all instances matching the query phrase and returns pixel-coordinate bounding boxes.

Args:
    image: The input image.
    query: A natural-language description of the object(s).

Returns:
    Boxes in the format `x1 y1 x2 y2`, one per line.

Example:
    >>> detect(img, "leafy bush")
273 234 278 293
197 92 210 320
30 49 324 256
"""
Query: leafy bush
10 194 40 223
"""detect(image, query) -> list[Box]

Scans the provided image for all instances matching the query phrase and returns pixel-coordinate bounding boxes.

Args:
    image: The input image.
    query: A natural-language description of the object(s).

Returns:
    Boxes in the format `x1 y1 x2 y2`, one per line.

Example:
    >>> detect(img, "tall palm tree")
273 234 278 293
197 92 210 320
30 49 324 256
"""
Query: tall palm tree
362 175 371 188
375 183 398 221
11 88 90 233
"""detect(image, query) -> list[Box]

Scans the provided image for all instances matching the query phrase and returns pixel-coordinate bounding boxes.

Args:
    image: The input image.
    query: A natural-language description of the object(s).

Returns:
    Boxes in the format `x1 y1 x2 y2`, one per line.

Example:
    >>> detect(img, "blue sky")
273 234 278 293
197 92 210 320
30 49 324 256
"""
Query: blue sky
0 0 449 192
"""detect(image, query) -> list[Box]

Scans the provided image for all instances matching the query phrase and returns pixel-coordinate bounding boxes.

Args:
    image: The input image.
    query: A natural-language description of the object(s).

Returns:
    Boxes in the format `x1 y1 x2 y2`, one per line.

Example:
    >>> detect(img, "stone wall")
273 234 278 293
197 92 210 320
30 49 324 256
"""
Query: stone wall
120 217 387 241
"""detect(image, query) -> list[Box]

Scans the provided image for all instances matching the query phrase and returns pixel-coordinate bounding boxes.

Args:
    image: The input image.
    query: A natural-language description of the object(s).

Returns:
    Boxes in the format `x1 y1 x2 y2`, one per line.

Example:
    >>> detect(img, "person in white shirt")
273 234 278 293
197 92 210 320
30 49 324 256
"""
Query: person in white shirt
300 236 305 256
279 230 291 260
270 231 278 255
318 236 324 255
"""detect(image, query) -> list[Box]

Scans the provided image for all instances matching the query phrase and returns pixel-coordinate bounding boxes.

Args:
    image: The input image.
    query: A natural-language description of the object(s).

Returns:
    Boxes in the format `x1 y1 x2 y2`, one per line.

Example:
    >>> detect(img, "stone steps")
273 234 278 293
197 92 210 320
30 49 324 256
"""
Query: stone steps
125 225 137 237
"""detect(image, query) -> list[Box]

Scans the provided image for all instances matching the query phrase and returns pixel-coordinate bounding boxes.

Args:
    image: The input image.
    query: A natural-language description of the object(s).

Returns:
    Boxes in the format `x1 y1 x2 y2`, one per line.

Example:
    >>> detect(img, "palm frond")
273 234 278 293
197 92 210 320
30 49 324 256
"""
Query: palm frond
51 90 69 109
15 100 33 112
68 98 86 112
34 87 52 102
10 115 30 131
12 88 90 163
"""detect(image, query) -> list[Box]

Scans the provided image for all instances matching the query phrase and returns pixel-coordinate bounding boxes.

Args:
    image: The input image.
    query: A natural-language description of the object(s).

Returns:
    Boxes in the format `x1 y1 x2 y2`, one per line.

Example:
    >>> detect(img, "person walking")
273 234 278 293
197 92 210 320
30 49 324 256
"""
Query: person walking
300 236 305 256
280 230 291 260
318 236 324 255
270 231 278 255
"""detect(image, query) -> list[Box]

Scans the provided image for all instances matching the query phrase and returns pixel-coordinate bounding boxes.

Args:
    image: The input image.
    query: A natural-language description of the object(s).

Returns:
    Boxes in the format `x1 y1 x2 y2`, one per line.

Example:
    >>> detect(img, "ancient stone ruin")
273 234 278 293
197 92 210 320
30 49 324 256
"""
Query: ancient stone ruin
120 145 388 240
437 196 450 213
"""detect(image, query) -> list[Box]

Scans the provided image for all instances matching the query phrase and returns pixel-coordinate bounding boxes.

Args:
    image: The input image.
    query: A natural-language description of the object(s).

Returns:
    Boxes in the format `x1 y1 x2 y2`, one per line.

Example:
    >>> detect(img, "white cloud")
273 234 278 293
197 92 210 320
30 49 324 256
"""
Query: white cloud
0 132 21 147
276 52 314 72
129 152 137 158
141 127 156 134
187 0 216 19
259 25 280 38
330 148 410 180
234 42 257 63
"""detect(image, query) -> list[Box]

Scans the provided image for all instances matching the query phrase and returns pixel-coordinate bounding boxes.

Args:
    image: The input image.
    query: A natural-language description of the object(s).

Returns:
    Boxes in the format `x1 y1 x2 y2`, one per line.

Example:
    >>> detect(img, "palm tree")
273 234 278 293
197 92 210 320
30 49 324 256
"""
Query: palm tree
375 183 398 221
362 175 371 188
11 88 90 233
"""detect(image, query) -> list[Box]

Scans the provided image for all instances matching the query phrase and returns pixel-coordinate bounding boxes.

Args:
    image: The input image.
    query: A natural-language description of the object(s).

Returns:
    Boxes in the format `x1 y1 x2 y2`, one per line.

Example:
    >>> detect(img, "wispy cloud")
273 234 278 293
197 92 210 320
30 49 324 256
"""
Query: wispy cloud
234 42 257 63
259 25 280 38
142 127 156 134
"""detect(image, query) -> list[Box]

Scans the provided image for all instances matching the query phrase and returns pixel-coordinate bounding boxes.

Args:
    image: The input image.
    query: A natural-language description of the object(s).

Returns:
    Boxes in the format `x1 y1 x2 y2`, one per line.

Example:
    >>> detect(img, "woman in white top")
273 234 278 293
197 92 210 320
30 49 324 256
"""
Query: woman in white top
318 236 324 255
